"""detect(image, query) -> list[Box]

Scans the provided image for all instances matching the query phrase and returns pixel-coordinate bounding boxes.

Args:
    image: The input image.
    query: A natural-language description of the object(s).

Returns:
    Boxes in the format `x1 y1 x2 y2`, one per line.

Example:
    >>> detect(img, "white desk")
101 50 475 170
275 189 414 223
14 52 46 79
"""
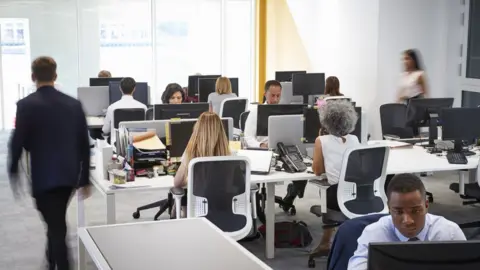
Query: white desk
78 218 272 270
87 116 104 128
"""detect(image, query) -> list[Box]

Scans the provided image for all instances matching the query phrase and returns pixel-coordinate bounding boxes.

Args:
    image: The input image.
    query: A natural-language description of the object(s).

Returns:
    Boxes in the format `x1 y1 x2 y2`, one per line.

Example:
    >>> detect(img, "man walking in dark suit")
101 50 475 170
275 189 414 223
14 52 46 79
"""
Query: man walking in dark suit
8 56 91 270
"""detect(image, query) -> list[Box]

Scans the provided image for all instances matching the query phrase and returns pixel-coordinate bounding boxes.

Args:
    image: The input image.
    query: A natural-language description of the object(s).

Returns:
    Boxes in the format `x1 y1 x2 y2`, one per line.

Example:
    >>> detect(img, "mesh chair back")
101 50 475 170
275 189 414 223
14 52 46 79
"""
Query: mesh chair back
379 103 413 138
220 98 247 129
113 108 146 129
187 156 251 239
337 145 389 219
240 111 250 132
145 107 154 120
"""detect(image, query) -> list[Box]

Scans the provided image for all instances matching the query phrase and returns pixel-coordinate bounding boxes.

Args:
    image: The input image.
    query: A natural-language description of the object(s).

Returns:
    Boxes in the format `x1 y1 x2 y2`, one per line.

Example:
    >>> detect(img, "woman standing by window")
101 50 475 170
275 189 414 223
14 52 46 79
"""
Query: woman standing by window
397 49 428 103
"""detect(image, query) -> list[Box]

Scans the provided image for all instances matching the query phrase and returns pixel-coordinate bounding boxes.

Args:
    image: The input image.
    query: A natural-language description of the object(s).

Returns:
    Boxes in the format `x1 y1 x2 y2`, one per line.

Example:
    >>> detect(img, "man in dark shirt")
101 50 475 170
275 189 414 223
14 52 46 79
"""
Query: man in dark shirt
8 56 91 270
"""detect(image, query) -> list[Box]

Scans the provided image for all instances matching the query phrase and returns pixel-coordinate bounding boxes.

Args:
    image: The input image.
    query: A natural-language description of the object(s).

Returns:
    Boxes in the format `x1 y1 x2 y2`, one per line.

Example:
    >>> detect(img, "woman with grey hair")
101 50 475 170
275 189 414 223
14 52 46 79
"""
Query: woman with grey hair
310 100 360 257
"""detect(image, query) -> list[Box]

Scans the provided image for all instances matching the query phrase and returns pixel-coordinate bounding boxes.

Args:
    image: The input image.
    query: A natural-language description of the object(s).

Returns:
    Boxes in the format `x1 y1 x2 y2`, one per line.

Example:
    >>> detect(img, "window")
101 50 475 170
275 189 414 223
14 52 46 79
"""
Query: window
466 0 480 79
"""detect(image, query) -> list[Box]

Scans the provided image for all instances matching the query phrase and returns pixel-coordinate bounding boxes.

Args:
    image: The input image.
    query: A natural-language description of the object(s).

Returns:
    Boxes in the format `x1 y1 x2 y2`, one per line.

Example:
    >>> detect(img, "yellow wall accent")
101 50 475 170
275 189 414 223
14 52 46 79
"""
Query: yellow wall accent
266 0 312 80
256 0 267 102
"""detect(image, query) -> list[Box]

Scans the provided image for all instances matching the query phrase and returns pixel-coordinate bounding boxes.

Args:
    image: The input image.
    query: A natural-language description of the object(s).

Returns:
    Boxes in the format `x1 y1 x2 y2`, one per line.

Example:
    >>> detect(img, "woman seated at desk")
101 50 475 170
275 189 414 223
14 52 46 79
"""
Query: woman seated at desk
324 76 343 97
311 100 360 256
161 83 185 104
208 77 237 115
173 111 231 216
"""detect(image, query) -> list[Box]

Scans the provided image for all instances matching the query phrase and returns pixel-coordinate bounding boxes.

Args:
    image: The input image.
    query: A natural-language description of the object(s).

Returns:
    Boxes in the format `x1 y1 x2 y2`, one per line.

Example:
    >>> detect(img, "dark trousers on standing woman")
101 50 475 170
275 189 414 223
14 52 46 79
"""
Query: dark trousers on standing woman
35 187 73 270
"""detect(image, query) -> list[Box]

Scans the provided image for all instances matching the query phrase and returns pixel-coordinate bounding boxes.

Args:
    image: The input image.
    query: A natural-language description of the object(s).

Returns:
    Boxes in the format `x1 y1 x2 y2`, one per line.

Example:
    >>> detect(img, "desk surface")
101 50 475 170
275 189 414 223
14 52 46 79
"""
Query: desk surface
87 116 104 128
80 218 271 270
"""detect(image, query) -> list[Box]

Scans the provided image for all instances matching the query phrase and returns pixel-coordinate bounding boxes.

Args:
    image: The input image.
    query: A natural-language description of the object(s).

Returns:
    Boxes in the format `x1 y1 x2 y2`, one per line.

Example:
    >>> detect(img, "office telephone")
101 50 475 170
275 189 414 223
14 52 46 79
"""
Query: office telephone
277 142 307 173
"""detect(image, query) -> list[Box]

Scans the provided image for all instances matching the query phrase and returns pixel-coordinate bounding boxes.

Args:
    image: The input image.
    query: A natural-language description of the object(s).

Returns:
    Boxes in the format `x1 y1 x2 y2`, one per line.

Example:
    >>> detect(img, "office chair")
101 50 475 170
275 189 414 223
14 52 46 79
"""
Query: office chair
172 156 255 241
308 145 390 268
449 160 480 239
379 103 414 139
220 98 248 129
239 111 250 132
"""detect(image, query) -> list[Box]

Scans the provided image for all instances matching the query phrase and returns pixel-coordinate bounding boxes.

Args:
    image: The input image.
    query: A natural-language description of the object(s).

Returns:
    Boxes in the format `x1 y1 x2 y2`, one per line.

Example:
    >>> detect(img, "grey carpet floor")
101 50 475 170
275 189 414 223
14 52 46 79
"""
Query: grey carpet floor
0 131 479 270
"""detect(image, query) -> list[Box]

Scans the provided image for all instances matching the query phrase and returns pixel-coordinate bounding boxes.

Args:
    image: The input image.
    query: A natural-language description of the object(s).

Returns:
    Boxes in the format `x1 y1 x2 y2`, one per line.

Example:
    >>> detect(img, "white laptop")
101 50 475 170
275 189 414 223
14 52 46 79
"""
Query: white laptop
236 149 273 175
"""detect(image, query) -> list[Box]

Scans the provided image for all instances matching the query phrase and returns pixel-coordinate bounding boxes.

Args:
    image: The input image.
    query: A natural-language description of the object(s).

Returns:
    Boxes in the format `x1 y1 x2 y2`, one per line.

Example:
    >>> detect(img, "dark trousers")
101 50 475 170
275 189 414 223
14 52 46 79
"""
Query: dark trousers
35 187 73 270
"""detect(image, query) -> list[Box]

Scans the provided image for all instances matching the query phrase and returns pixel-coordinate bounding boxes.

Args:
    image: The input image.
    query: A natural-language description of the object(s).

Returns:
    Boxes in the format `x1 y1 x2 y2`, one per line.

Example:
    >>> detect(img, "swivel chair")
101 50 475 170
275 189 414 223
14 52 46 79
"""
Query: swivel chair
308 145 390 268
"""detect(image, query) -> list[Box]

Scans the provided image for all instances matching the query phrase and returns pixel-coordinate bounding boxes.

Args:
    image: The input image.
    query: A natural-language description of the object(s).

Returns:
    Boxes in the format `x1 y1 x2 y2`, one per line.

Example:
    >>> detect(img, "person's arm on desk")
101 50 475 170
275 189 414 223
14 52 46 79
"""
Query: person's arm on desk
312 137 325 176
102 107 112 135
77 103 92 199
244 108 266 148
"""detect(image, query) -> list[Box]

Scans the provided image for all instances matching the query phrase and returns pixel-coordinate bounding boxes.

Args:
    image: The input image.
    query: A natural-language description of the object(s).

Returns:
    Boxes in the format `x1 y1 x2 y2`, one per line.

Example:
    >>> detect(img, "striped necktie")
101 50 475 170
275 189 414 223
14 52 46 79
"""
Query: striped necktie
408 237 419 241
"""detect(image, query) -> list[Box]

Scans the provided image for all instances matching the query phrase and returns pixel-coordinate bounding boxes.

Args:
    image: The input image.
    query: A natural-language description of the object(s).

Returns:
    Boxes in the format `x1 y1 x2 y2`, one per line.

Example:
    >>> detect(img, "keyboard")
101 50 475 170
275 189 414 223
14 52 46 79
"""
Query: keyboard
446 152 468 165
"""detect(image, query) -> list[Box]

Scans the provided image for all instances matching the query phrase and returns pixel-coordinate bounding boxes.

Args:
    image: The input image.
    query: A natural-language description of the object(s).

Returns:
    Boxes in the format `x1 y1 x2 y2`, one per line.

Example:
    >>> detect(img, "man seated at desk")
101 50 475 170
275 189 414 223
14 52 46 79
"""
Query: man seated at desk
244 80 308 206
102 77 147 145
347 173 466 270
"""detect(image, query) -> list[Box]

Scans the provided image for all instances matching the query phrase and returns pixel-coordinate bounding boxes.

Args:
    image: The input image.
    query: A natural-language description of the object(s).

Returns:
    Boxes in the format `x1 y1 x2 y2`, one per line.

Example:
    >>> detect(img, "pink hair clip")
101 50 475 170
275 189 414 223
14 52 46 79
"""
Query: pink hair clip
316 99 326 107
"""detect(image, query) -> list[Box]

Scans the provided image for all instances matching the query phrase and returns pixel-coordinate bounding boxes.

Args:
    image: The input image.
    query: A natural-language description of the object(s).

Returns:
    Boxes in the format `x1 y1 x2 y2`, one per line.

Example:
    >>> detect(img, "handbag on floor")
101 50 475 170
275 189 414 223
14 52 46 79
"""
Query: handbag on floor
258 220 313 248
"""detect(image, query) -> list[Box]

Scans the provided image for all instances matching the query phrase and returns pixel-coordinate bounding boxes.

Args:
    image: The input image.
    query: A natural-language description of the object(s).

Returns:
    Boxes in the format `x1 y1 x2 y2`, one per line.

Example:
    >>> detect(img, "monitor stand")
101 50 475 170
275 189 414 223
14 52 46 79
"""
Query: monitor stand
426 113 438 148
302 95 310 105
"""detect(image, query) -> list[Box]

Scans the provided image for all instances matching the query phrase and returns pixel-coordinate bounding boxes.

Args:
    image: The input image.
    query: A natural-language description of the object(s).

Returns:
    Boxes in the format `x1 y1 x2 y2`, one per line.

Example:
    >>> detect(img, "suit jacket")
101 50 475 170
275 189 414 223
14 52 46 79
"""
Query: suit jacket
8 85 90 197
327 214 387 270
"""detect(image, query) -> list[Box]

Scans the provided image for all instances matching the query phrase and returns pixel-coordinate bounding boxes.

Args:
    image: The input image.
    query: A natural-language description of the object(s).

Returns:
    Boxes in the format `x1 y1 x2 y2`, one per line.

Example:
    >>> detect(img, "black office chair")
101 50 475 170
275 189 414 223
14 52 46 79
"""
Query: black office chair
379 103 414 138
308 145 390 267
145 107 154 120
449 166 480 239
220 98 247 129
240 111 250 132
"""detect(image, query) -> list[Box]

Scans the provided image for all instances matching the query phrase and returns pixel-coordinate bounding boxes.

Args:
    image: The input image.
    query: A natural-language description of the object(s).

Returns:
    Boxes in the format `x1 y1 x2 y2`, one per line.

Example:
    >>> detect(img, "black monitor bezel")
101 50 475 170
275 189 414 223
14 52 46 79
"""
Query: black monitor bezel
292 73 325 96
256 104 307 136
153 103 209 120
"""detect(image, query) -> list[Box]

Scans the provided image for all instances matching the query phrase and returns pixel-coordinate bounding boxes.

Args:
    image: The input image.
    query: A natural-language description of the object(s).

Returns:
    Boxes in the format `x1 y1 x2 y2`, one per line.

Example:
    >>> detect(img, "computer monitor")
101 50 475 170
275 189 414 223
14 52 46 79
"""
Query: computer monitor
187 75 221 98
198 78 217 103
198 77 240 102
461 90 480 108
153 103 209 120
442 107 480 152
256 104 306 136
108 82 149 106
368 241 480 270
275 71 307 82
169 119 230 158
303 106 362 143
292 73 325 104
89 77 123 86
406 98 454 146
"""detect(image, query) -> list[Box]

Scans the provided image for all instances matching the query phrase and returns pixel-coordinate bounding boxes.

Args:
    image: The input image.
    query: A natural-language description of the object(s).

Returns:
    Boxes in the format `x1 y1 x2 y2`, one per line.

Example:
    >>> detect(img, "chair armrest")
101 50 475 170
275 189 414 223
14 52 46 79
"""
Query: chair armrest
170 187 185 219
309 178 330 214
250 184 259 192
250 189 258 219
170 187 185 197
309 178 330 187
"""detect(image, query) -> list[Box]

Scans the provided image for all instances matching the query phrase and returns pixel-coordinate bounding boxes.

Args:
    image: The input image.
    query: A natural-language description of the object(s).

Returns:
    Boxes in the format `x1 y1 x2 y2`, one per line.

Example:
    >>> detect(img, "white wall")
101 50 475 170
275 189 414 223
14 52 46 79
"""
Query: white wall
286 0 455 139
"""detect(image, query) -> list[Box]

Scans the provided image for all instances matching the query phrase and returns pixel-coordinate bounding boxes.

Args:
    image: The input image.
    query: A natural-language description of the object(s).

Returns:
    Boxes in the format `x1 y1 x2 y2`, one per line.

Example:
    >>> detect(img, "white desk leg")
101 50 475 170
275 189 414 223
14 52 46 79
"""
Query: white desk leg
106 194 116 224
265 182 275 259
459 170 468 196
77 192 86 270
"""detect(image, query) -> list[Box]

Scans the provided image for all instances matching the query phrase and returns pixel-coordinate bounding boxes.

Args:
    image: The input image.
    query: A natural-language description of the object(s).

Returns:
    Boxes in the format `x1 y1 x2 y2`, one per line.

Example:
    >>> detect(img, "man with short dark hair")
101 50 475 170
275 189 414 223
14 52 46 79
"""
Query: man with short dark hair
8 56 91 270
102 77 147 145
244 80 282 148
347 173 465 270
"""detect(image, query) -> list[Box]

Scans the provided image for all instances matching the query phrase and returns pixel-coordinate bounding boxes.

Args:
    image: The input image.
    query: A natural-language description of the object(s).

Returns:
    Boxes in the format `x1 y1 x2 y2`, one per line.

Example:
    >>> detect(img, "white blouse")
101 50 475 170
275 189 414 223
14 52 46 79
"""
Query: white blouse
398 70 424 99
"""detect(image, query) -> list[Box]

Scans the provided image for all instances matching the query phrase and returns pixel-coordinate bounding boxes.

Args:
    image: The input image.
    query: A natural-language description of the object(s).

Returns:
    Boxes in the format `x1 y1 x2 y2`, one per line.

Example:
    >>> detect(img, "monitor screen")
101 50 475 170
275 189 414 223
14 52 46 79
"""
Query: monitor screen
275 71 307 82
230 78 239 96
169 119 229 158
303 106 361 143
442 107 480 142
89 77 123 86
198 78 217 103
187 75 221 98
108 82 149 106
153 103 209 120
368 241 480 270
292 73 325 96
461 90 480 108
257 104 306 136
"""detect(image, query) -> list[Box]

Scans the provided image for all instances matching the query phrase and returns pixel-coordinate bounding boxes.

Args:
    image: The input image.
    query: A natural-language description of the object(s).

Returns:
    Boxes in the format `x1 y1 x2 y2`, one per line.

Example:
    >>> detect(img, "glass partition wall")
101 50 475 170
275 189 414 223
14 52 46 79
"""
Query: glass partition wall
0 0 255 130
